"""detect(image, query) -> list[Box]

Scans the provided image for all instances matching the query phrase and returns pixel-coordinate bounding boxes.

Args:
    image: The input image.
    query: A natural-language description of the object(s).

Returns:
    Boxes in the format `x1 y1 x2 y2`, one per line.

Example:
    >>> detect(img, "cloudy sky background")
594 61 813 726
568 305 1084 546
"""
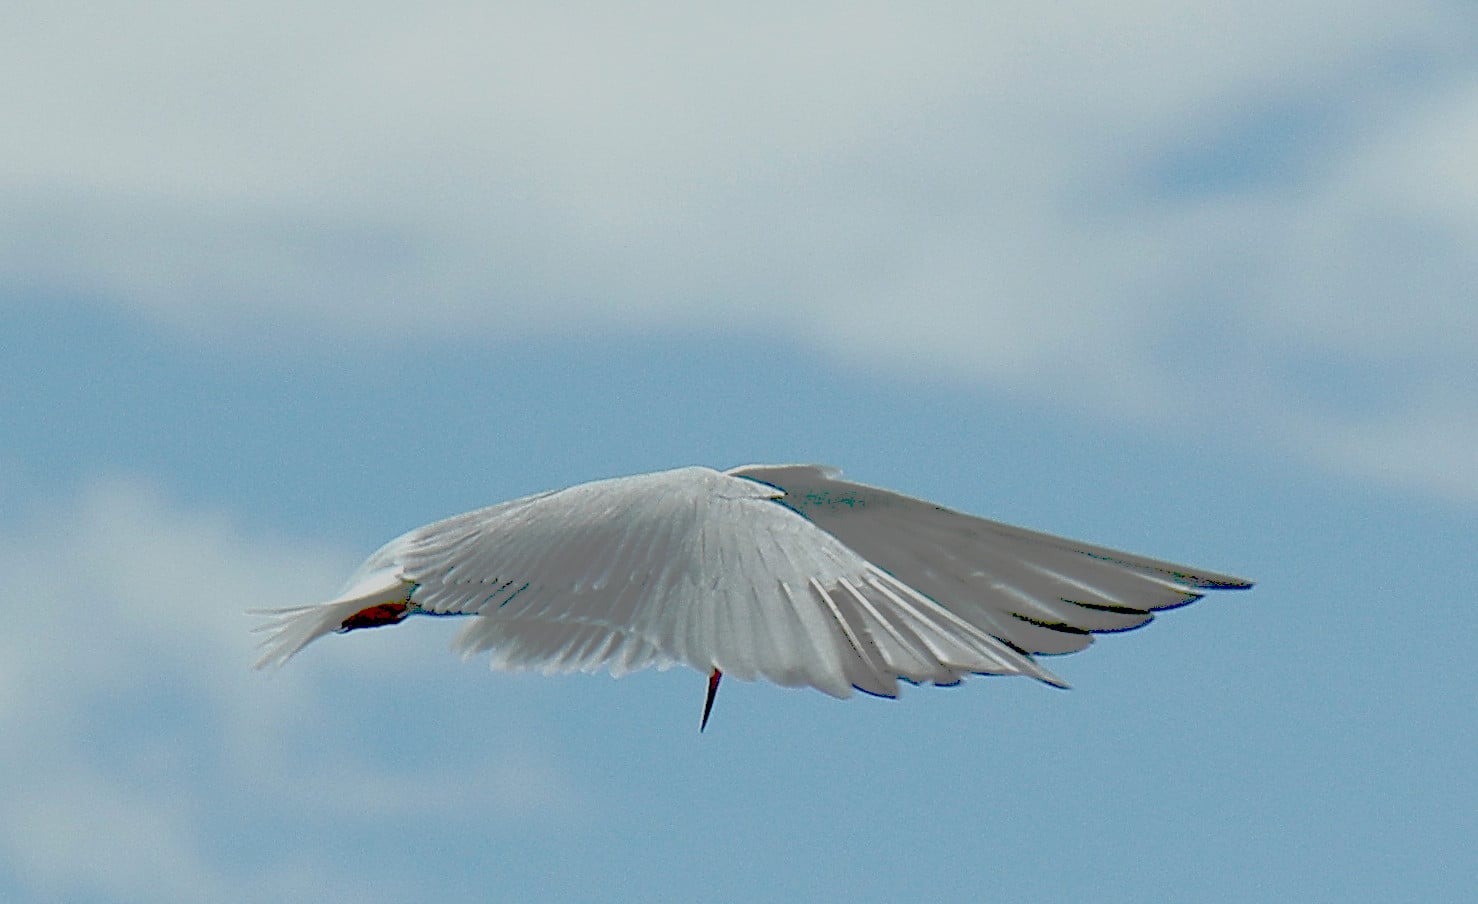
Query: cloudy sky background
3 4 1475 902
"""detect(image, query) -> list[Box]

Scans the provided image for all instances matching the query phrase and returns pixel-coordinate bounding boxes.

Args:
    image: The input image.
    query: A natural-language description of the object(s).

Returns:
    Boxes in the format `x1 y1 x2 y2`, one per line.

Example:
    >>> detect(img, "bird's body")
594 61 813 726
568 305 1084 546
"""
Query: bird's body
254 465 1250 721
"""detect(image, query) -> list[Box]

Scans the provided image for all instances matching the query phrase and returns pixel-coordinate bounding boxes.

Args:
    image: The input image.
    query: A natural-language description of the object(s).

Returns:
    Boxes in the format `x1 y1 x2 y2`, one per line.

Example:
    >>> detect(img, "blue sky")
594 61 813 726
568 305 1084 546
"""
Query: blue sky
3 4 1475 903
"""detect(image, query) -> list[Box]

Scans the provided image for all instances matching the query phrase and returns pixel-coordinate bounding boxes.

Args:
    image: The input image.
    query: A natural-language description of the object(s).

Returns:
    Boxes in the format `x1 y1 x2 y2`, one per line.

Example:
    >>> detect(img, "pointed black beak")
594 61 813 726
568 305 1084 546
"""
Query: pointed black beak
700 669 722 732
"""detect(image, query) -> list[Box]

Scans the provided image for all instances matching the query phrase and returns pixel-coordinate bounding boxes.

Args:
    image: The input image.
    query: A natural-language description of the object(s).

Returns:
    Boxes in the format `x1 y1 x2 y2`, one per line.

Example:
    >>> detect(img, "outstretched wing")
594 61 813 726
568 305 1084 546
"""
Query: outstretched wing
261 466 1062 697
728 464 1252 657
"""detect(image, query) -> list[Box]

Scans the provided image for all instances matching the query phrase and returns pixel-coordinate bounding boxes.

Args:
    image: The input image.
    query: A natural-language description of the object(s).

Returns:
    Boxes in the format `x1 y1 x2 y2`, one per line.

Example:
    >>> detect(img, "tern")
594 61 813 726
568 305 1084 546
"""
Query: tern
254 465 1251 729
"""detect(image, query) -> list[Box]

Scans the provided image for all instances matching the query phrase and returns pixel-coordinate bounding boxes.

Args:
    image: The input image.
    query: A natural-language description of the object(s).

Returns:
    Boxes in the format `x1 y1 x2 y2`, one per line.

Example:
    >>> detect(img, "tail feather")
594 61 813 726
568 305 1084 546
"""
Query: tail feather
251 565 411 669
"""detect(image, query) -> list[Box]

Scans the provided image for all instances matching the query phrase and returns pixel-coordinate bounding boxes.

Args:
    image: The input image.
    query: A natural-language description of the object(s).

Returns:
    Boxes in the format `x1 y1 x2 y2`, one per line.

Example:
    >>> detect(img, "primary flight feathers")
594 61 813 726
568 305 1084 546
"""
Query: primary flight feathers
253 465 1251 701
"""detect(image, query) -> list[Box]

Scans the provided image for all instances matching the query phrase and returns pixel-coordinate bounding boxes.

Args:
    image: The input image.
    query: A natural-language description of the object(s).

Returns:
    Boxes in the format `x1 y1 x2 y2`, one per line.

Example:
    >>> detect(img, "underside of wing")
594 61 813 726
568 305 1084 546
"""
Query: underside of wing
393 466 1063 697
728 464 1252 657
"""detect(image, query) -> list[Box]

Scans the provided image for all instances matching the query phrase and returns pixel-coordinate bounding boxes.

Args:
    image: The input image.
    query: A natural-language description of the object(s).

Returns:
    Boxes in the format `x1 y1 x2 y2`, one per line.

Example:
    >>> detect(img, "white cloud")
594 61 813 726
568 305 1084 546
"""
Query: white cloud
3 769 222 903
0 478 582 903
3 3 1476 500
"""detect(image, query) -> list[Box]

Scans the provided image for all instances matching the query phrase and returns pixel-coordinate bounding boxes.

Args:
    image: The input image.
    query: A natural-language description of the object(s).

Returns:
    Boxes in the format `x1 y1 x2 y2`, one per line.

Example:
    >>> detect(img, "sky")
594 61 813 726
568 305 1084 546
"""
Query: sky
2 3 1475 902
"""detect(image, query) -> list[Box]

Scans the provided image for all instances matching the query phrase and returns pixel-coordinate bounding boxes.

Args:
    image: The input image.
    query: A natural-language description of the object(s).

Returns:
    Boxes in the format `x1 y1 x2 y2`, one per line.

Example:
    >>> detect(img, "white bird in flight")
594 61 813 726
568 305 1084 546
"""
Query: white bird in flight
254 465 1251 729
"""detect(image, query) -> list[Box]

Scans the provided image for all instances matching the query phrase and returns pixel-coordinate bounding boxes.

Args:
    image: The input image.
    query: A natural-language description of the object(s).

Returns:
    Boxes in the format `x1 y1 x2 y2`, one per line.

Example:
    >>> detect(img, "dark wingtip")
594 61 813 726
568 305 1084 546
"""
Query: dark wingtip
1196 577 1255 591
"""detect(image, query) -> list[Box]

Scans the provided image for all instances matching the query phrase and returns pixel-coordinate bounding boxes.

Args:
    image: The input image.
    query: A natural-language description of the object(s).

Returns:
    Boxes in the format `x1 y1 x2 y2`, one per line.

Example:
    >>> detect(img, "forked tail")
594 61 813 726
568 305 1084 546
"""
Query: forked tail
250 565 416 668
